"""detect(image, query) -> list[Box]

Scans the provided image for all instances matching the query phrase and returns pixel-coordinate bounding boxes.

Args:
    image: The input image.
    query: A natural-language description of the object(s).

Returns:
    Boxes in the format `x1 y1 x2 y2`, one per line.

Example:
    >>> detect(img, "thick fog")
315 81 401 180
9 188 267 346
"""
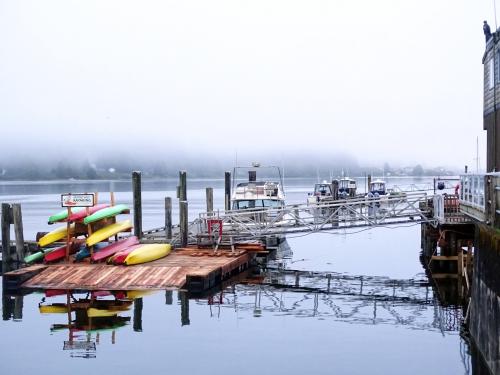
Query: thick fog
0 0 493 171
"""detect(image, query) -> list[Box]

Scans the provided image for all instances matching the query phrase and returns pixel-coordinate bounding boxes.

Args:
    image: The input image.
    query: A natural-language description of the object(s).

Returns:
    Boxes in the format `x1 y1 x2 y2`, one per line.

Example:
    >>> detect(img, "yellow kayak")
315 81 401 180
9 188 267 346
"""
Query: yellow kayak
87 308 119 318
124 244 172 266
124 290 158 300
86 220 133 247
38 225 75 248
39 304 68 314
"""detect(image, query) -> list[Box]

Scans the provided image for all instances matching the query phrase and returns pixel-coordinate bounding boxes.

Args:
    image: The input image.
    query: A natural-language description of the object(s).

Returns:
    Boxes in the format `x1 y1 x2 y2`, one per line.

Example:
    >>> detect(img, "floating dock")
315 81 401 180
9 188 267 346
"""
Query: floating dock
4 245 264 293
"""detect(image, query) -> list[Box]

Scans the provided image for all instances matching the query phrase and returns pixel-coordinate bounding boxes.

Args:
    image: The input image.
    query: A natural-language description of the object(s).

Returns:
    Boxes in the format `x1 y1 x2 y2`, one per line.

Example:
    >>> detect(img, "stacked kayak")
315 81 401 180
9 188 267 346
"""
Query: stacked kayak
68 204 109 222
44 241 85 263
37 224 75 248
29 198 172 266
109 245 142 265
91 236 139 262
86 220 133 246
48 208 84 224
84 204 130 224
124 244 172 265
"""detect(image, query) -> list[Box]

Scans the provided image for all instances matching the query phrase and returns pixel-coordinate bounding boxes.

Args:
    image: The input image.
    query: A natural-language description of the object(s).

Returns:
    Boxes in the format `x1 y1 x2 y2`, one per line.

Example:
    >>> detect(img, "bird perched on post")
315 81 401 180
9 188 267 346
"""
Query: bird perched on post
484 20 492 42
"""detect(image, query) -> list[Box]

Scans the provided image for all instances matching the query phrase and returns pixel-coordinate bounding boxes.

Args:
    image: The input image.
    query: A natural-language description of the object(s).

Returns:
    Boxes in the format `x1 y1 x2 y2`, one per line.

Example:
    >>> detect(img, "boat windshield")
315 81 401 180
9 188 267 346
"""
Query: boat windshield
233 200 283 210
314 184 332 196
371 182 386 191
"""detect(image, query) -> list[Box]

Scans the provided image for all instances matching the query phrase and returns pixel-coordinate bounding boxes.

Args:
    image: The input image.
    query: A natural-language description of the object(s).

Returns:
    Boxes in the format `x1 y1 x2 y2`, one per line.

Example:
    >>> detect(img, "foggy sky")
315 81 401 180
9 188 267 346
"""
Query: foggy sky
0 1 493 169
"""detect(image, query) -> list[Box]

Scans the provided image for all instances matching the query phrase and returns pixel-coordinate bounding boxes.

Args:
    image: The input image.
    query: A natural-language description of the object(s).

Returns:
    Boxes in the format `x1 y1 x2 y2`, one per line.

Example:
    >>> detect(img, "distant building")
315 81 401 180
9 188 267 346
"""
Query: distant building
483 29 500 172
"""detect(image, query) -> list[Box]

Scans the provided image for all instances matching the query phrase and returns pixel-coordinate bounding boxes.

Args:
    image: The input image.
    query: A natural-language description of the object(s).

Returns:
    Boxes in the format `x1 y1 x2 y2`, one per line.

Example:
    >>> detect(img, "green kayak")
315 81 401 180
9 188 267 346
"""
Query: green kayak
24 247 58 264
48 207 84 224
83 204 129 224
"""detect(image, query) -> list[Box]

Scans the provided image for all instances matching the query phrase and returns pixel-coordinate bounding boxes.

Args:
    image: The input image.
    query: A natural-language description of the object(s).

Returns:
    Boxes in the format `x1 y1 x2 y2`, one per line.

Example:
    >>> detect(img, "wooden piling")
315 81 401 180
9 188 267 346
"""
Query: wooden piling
13 296 23 321
165 197 172 240
206 187 213 215
179 171 187 201
1 203 12 271
179 291 190 326
12 204 25 262
332 180 339 200
179 201 188 247
133 298 143 332
224 171 231 211
165 290 173 305
367 174 372 193
132 171 142 239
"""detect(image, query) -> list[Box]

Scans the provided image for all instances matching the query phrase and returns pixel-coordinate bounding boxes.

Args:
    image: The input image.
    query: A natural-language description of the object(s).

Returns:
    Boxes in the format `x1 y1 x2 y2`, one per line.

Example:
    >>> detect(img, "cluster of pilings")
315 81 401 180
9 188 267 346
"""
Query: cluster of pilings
115 170 234 247
1 203 28 273
421 222 475 304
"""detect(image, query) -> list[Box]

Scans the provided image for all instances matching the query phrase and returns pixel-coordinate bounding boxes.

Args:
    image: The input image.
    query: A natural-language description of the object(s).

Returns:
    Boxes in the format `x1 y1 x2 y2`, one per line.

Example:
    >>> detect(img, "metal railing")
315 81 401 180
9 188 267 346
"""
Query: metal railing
197 191 434 241
459 174 485 210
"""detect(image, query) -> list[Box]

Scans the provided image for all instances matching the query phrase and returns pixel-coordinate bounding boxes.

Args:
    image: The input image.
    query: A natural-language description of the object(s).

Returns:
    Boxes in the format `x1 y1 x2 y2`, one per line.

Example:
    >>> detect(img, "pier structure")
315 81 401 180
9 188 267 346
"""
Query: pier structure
143 190 439 246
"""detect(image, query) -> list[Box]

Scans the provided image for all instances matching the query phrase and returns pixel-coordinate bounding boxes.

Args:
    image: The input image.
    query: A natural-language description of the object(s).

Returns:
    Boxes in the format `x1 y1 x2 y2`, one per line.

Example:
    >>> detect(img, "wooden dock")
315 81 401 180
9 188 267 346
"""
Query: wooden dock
4 245 262 293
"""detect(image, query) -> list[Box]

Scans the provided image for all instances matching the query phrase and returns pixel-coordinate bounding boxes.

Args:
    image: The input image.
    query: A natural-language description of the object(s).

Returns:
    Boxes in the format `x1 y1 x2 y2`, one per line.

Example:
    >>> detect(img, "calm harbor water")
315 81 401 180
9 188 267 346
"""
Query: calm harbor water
0 177 472 374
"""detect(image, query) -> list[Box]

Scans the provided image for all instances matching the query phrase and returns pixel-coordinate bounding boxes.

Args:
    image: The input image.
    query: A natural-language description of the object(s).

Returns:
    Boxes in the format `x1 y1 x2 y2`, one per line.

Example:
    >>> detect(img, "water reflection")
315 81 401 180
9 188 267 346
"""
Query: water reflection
2 270 466 347
192 271 463 333
40 290 141 358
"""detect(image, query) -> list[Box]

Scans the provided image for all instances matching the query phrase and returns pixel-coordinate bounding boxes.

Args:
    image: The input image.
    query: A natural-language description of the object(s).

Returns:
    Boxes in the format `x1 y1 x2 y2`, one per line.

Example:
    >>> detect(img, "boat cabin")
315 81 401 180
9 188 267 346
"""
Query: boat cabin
338 178 357 197
313 183 333 197
369 180 387 195
232 181 285 210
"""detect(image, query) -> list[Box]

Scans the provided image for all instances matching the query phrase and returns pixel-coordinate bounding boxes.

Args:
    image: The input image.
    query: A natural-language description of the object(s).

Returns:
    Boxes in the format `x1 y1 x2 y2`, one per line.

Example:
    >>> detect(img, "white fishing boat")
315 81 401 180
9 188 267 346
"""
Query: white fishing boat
229 163 288 247
307 181 335 205
231 163 286 210
338 177 357 198
368 179 387 196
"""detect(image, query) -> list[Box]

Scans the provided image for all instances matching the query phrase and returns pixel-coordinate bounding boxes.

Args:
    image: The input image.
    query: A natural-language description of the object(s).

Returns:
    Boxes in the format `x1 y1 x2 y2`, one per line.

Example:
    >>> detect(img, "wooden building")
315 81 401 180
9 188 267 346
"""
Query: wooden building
483 34 500 172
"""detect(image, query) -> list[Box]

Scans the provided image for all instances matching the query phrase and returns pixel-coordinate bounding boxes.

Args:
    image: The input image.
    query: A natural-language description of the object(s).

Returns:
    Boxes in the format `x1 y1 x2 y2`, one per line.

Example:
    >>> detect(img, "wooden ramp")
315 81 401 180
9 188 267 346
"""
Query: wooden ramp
13 248 254 292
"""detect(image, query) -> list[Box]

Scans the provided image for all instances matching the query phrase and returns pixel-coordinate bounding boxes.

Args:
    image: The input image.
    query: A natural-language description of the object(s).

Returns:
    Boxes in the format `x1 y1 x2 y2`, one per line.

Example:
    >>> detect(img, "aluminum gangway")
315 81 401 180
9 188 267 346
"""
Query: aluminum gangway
196 191 436 243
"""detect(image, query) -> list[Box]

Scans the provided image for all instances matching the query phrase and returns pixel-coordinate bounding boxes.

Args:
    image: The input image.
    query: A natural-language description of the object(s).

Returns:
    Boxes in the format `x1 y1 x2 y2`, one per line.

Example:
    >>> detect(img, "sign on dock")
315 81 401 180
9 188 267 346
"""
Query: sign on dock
61 193 95 207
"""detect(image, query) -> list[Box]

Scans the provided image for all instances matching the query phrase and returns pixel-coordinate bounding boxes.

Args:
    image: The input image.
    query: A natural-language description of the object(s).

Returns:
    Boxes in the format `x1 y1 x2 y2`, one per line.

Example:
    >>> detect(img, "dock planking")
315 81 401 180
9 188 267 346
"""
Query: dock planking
16 247 256 292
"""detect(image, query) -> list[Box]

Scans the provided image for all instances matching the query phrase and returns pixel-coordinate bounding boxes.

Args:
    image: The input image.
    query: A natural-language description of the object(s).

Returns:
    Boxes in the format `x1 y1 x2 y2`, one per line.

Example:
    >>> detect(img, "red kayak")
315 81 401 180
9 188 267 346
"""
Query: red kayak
91 290 113 298
45 289 67 298
68 204 109 222
111 244 142 265
91 236 139 263
44 241 83 263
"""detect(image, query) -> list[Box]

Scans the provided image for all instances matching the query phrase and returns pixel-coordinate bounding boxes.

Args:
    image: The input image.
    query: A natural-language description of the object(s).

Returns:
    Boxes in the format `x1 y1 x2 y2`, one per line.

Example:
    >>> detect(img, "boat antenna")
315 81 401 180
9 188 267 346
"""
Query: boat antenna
281 155 286 193
494 0 499 29
476 135 480 173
